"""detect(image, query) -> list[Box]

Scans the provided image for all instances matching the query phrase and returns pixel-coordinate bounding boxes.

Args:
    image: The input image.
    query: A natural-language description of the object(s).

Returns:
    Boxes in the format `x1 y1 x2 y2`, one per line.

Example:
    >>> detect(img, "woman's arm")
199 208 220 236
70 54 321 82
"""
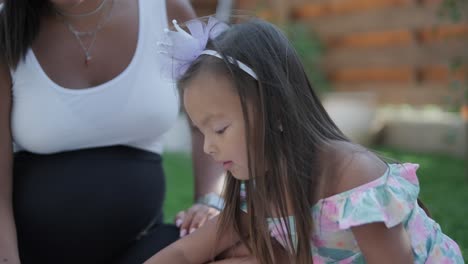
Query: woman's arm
167 0 197 24
0 61 21 263
166 0 225 200
144 215 241 264
166 0 226 235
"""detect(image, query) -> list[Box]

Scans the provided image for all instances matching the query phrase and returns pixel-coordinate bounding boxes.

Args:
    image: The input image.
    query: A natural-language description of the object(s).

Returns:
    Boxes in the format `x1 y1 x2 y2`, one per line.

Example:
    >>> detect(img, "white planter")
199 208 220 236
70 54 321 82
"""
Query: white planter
322 91 379 146
379 108 466 158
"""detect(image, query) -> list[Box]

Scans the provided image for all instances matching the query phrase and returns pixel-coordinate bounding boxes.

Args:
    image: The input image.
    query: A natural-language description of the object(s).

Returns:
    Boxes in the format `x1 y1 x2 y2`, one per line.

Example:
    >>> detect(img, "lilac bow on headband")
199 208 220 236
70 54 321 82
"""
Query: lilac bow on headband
158 17 258 80
158 17 229 78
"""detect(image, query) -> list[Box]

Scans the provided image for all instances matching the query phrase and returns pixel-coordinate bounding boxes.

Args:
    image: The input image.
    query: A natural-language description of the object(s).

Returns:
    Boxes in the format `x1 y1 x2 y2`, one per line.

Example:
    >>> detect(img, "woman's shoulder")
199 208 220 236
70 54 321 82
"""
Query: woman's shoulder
319 140 388 198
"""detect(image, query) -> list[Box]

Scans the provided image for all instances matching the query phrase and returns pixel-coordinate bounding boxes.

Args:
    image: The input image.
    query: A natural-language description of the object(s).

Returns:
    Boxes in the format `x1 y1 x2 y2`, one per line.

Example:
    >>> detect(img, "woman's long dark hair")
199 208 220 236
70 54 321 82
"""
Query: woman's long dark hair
0 0 51 68
179 19 349 264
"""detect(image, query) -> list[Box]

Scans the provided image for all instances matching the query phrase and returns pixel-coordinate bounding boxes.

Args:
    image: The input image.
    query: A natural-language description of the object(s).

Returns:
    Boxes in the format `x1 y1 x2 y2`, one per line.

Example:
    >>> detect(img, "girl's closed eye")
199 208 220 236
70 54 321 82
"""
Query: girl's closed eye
215 125 229 135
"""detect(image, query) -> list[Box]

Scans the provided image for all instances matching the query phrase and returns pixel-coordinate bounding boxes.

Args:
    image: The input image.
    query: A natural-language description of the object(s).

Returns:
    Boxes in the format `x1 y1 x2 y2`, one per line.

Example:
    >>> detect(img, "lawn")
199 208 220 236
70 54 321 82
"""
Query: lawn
162 147 467 260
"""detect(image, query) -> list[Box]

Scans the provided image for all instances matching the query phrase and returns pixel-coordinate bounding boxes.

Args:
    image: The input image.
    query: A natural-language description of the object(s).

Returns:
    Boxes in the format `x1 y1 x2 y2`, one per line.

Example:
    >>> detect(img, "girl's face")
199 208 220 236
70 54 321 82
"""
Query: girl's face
184 72 250 180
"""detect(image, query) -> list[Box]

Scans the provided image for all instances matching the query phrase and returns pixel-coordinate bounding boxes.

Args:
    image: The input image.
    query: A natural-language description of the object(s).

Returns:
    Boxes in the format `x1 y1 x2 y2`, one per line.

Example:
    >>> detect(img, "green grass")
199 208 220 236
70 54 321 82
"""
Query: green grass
162 152 194 223
162 148 467 260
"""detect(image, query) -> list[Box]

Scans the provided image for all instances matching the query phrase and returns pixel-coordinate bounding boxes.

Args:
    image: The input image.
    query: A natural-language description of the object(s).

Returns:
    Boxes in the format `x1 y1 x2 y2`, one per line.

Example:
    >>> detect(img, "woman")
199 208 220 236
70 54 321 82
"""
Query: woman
0 0 223 263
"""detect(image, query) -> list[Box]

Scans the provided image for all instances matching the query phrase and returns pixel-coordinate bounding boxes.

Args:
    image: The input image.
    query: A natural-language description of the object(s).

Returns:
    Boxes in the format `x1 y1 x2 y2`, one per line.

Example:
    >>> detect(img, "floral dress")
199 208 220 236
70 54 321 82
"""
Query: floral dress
240 163 464 263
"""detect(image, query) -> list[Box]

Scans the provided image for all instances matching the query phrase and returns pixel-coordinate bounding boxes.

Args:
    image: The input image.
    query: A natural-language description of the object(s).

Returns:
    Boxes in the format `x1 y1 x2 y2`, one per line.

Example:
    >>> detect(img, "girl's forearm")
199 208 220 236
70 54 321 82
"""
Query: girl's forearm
143 243 192 264
144 216 241 264
208 257 257 264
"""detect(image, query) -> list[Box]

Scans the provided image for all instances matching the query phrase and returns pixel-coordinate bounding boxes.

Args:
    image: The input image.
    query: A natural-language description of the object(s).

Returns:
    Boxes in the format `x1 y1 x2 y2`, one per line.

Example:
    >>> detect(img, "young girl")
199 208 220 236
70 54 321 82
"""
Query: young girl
146 17 464 264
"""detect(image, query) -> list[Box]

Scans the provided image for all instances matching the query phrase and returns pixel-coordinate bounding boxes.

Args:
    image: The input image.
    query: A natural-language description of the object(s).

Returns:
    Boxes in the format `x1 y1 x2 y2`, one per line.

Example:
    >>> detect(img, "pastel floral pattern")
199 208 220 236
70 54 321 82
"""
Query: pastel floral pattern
240 163 464 263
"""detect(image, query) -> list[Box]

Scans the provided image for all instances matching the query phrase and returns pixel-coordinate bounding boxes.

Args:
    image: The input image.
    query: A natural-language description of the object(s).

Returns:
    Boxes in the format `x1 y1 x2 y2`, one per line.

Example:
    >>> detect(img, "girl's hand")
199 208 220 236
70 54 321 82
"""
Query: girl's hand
175 204 220 237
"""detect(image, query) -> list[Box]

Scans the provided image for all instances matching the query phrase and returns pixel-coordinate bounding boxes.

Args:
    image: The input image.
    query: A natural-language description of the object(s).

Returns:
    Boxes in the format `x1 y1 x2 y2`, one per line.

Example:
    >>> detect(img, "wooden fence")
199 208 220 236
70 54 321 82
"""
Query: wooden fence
193 0 468 105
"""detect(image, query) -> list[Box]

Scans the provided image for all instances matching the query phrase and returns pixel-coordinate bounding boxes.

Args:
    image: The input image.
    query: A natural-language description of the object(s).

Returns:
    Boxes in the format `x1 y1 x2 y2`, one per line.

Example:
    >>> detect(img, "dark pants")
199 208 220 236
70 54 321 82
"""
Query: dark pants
13 146 179 264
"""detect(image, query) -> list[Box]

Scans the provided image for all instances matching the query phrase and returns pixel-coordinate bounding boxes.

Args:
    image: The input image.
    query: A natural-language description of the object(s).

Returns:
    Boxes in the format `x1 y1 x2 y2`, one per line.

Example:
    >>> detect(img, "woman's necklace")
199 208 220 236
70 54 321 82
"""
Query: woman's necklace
56 0 114 66
55 0 107 18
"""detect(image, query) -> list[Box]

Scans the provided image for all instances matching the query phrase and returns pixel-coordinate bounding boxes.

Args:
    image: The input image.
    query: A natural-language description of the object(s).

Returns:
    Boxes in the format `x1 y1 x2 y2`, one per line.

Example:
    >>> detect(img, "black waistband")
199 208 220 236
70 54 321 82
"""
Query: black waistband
14 145 162 162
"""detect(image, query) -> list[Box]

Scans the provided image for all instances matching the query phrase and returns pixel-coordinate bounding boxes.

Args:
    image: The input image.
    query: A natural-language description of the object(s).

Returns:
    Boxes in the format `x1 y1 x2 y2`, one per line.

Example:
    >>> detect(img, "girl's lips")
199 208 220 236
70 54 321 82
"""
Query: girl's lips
223 161 233 170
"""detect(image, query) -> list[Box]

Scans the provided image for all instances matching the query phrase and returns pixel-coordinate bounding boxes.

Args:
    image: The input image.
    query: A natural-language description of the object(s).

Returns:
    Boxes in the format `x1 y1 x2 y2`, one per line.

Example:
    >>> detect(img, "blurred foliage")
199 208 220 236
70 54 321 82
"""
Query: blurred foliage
438 0 468 111
438 0 468 22
249 1 330 95
285 23 330 95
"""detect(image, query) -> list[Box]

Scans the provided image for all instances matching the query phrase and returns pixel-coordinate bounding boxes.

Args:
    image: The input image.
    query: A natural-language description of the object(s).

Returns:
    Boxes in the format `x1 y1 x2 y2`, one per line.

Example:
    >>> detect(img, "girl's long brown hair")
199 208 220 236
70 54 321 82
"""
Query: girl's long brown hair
179 19 348 263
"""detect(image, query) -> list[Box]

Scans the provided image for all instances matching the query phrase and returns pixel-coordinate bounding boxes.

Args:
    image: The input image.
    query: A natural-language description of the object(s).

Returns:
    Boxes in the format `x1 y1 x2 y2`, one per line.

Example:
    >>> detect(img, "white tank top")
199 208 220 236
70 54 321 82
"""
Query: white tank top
10 0 180 154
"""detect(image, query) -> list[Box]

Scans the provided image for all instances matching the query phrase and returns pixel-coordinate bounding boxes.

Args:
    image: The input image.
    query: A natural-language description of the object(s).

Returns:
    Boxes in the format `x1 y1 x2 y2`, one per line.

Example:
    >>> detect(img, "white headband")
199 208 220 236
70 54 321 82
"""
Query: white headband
200 50 258 80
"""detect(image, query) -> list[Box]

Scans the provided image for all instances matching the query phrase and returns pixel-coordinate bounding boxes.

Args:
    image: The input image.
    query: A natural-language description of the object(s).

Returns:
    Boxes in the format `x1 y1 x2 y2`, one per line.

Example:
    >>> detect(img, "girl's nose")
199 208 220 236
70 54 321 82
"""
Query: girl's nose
203 137 216 155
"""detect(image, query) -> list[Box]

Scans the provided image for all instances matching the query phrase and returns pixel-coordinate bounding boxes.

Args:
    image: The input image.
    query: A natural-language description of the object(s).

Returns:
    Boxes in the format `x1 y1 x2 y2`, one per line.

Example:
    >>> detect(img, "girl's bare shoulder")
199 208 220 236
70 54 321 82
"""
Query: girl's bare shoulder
319 140 388 197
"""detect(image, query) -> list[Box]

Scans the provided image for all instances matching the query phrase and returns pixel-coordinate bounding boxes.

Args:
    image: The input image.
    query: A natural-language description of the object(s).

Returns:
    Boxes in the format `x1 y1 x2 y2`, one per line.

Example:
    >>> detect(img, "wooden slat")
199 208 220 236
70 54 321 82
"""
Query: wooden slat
293 0 414 18
418 24 468 42
420 0 444 5
236 0 257 9
327 30 415 49
257 10 274 20
302 5 463 37
421 65 468 82
328 65 467 84
329 67 415 83
325 24 468 49
333 83 464 105
322 40 468 69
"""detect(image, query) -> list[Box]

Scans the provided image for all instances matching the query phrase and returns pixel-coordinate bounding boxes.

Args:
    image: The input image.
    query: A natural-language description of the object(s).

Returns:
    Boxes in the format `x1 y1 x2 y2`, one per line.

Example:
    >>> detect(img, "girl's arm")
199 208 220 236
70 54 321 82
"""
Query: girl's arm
212 238 290 264
352 223 413 264
144 215 241 264
208 257 257 264
328 142 414 263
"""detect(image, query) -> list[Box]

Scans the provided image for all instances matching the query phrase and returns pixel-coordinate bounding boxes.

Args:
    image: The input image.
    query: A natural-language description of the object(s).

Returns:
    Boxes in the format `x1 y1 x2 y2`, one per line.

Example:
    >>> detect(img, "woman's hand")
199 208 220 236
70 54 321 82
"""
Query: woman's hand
175 204 220 237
